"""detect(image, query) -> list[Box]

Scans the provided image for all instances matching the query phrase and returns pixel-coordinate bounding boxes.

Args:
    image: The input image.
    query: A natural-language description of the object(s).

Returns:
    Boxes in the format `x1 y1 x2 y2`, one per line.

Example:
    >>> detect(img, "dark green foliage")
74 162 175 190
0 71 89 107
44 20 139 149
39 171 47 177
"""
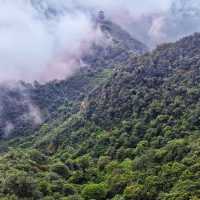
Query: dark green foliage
123 184 146 200
51 163 70 178
2 171 39 199
81 183 107 200
1 33 200 200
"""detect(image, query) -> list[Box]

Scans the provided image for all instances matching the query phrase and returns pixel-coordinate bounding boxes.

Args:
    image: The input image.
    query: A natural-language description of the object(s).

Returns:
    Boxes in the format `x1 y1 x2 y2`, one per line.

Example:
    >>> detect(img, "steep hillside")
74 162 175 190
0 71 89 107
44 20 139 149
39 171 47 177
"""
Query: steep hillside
85 33 200 127
0 18 147 139
1 33 200 200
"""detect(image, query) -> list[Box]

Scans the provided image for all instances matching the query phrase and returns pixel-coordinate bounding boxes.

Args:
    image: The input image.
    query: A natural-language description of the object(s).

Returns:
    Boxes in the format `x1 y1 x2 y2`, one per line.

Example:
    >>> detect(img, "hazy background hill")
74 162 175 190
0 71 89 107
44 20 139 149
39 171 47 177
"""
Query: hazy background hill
0 32 200 199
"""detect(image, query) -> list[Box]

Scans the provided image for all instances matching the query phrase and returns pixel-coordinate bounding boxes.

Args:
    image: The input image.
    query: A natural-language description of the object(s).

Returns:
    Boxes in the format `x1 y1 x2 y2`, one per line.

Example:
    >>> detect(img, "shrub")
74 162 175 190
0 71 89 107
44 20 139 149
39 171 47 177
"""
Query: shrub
51 162 70 178
2 171 38 198
123 184 145 200
81 183 107 200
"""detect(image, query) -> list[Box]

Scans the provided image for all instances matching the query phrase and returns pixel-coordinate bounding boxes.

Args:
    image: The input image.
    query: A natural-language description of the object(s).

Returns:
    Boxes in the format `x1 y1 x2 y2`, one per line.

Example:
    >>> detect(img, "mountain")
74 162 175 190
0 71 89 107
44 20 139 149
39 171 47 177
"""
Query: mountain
85 33 200 127
0 17 147 139
0 33 200 199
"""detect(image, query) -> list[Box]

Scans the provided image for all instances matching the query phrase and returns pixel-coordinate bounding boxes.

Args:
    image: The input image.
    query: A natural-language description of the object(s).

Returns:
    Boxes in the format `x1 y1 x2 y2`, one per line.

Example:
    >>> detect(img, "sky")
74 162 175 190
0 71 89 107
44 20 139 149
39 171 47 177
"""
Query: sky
0 0 199 83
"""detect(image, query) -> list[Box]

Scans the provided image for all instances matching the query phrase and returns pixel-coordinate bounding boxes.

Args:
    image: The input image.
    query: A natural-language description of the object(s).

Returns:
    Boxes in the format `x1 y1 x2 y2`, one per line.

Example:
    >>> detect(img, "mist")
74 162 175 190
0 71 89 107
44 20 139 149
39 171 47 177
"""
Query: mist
113 0 200 47
0 0 102 83
0 0 200 82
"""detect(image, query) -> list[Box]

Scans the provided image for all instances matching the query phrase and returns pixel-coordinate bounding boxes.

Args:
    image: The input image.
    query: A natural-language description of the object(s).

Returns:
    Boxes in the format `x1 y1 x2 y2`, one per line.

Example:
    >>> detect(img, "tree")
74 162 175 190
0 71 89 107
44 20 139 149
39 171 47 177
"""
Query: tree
51 162 70 178
2 171 39 199
81 183 107 200
123 184 146 200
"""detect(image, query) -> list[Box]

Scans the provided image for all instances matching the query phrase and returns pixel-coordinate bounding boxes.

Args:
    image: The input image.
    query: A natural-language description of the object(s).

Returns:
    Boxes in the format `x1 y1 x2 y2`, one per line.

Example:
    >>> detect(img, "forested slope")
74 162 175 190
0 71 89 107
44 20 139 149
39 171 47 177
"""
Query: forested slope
0 18 147 140
0 34 200 200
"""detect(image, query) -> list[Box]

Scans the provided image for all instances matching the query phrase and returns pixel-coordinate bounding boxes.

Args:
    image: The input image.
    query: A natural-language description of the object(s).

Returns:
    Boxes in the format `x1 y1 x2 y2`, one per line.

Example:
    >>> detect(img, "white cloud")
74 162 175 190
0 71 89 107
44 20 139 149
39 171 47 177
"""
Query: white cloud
0 0 101 83
0 0 199 82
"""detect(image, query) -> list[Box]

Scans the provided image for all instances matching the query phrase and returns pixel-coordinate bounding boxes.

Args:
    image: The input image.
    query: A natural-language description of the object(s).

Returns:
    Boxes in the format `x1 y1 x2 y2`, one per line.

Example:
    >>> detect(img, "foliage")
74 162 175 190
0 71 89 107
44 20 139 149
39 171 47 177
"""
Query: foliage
0 33 200 199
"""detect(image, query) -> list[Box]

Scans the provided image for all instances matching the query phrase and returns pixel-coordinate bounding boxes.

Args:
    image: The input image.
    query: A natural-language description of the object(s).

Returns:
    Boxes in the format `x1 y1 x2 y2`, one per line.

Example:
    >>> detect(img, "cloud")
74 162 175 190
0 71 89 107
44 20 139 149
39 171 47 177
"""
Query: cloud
0 0 53 82
146 0 200 45
93 0 200 47
0 0 200 83
62 0 171 14
21 101 42 125
0 0 102 83
3 121 14 138
0 81 43 137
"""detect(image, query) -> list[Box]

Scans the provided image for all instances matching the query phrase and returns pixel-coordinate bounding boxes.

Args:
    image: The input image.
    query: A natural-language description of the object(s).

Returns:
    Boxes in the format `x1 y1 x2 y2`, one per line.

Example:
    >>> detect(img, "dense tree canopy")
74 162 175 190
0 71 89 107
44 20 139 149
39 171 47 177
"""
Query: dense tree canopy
0 33 200 199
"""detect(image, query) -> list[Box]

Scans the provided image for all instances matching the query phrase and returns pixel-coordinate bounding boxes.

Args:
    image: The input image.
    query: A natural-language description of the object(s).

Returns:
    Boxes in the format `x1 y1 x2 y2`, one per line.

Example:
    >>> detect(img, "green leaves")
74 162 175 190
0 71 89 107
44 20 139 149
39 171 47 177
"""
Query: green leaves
51 163 70 179
123 184 145 200
81 183 107 200
2 170 38 199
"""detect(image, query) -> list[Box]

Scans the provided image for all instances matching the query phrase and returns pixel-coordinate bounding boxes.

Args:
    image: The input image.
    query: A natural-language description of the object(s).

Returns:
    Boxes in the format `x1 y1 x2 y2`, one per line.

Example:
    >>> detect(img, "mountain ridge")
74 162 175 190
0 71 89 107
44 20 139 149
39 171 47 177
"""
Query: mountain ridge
0 18 147 139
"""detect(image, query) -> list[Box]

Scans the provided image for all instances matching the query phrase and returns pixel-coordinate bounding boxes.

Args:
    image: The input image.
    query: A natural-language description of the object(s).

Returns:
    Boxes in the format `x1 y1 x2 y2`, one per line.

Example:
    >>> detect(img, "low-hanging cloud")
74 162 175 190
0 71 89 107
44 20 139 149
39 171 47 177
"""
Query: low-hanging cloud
0 0 102 83
76 0 200 47
113 0 200 47
0 0 200 83
0 81 43 138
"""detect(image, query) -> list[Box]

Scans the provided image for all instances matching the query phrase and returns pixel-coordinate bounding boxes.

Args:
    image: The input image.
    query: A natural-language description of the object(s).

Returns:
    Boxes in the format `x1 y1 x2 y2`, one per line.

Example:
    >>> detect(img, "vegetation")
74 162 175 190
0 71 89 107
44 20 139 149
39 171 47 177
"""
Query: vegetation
0 33 200 199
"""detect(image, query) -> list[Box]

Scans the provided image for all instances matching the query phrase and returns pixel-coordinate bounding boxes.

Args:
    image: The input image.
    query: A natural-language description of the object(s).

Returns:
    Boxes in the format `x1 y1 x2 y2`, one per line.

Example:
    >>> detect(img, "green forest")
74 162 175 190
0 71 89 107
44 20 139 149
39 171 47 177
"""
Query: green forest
0 33 200 200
